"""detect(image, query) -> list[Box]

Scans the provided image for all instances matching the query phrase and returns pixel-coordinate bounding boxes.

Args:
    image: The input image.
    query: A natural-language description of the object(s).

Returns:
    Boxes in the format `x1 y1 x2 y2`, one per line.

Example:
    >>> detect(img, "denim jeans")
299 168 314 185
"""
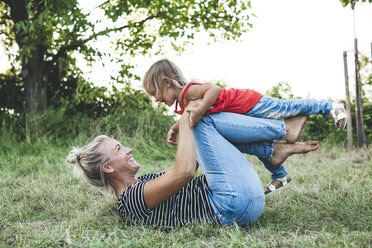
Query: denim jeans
193 112 286 226
245 96 333 179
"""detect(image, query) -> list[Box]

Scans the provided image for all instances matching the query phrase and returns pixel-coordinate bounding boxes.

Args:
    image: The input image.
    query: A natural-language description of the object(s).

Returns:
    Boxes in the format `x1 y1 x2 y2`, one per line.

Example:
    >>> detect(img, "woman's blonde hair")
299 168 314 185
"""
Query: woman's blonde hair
142 59 187 97
66 135 111 188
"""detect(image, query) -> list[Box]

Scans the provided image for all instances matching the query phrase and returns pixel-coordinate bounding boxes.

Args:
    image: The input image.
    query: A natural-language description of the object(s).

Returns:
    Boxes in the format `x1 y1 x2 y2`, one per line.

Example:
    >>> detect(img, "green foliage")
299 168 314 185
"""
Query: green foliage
339 0 372 8
0 68 24 114
209 79 228 89
265 82 295 100
360 54 372 99
0 0 254 116
1 103 176 161
0 59 155 119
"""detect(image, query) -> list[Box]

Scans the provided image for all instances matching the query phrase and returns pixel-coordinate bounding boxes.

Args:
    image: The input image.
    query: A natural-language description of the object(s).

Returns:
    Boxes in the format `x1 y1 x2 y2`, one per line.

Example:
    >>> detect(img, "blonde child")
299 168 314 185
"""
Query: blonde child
142 58 347 194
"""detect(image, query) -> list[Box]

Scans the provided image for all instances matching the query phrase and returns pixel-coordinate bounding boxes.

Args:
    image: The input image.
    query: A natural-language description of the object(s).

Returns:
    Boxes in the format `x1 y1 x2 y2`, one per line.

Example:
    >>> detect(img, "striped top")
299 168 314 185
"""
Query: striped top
117 172 220 227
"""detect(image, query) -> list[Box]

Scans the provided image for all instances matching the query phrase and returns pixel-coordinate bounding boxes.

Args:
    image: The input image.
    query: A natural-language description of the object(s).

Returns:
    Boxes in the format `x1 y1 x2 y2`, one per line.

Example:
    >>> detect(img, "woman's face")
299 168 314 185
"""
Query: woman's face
100 138 140 174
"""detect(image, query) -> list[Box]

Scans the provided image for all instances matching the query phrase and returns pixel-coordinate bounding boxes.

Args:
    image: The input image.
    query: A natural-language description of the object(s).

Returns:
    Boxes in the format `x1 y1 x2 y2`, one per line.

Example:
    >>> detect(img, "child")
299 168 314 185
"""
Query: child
142 58 347 194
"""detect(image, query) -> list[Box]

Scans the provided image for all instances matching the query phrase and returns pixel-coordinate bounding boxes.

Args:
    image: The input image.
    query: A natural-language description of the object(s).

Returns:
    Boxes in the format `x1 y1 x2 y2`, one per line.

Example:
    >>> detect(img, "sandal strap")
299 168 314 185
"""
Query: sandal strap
331 102 347 130
279 176 289 186
268 183 276 192
267 176 288 191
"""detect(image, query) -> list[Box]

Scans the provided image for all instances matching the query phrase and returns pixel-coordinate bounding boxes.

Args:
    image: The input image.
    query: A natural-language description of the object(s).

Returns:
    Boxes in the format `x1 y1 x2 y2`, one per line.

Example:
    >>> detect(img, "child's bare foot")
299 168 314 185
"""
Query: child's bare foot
284 116 308 143
270 141 318 166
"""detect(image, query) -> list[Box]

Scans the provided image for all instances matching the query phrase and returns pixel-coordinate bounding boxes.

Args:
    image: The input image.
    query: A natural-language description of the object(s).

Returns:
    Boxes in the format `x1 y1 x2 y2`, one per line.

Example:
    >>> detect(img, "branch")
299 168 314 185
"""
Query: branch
46 41 85 69
87 13 161 41
87 0 109 15
49 13 161 65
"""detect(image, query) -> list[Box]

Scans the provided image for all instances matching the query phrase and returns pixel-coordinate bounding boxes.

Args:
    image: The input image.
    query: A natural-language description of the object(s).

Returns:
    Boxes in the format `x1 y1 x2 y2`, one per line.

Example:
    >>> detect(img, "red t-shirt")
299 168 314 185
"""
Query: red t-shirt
175 82 263 115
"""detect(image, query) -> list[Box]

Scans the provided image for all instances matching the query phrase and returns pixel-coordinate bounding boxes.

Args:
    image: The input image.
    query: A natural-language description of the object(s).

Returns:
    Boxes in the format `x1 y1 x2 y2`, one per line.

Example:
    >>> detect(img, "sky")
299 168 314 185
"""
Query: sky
1 0 371 101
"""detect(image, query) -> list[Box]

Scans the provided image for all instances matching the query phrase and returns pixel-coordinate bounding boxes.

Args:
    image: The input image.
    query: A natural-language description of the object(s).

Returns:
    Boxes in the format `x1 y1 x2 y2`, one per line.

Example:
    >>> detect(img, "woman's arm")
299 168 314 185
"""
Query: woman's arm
143 105 197 209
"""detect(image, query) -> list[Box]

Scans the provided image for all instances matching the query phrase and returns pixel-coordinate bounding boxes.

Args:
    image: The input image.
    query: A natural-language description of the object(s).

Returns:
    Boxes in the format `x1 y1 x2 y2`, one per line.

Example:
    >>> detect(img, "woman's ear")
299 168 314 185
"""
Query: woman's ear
100 163 114 174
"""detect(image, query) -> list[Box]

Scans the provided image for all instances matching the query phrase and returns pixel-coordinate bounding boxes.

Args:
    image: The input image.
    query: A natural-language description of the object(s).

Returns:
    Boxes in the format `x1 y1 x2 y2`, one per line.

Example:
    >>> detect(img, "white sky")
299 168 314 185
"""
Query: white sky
1 0 371 101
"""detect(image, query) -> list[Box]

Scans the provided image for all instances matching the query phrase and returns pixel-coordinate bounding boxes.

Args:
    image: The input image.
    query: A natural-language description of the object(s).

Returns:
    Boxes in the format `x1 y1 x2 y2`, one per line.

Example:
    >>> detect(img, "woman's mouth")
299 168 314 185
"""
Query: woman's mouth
128 157 140 167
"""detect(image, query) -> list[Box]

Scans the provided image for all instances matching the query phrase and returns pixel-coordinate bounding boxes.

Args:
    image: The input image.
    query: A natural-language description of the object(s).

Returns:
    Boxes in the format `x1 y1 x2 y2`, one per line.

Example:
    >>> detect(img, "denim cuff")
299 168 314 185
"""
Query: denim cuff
279 120 286 140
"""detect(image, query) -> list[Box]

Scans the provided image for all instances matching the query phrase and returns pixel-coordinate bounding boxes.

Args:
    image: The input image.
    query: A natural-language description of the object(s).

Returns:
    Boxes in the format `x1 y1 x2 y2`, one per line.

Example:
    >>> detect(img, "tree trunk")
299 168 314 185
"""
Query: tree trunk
22 45 48 114
8 0 48 114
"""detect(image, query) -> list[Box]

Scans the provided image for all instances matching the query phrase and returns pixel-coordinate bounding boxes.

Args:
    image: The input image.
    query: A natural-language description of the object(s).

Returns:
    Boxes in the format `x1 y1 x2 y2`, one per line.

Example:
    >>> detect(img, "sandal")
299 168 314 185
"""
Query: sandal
264 176 292 195
331 103 347 131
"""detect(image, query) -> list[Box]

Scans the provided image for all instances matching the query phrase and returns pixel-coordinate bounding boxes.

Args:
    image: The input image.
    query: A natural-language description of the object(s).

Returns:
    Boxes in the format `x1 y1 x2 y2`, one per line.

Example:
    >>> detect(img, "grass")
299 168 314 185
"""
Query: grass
1 113 371 247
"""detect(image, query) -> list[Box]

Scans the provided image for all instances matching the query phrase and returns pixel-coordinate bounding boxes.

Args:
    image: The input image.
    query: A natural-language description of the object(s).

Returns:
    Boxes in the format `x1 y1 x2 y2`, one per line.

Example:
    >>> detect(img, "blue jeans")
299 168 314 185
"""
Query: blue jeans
245 96 333 179
193 112 286 226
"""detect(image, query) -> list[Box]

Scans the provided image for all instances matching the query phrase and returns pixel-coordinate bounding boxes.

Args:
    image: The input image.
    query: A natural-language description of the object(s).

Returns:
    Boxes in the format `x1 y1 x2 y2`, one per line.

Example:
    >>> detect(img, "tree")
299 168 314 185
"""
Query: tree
0 0 254 116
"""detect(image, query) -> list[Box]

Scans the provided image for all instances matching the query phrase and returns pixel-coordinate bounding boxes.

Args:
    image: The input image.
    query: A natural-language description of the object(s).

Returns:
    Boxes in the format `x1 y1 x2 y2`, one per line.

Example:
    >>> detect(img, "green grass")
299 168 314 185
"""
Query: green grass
1 111 371 247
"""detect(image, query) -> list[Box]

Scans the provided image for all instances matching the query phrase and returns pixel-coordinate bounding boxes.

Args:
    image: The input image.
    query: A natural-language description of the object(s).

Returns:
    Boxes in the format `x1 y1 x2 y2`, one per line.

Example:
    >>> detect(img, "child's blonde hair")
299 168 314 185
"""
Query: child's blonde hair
142 59 187 96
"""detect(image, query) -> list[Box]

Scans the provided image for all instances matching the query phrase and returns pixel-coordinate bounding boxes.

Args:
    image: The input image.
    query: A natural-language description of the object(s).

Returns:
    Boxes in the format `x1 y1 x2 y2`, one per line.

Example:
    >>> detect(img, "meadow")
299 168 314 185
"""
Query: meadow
1 109 371 247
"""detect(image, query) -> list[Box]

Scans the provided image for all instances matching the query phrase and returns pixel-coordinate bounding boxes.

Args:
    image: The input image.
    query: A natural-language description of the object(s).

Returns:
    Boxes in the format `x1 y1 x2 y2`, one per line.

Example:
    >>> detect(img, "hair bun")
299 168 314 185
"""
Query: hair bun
66 147 81 165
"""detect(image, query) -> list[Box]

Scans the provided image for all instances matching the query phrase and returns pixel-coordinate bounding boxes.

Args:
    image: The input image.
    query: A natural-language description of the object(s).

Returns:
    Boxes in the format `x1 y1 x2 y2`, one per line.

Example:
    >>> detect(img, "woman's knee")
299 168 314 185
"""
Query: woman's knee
236 194 265 226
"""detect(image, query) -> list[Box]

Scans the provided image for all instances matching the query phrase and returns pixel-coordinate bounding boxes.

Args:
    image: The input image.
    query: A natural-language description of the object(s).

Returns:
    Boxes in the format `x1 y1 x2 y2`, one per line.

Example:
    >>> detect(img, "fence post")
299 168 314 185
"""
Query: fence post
343 51 353 149
354 38 367 147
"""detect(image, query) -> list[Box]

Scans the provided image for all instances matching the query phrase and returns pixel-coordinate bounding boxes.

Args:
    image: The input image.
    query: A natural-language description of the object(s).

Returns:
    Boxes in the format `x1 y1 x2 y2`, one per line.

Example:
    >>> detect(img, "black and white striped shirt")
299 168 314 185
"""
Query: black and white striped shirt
117 172 220 227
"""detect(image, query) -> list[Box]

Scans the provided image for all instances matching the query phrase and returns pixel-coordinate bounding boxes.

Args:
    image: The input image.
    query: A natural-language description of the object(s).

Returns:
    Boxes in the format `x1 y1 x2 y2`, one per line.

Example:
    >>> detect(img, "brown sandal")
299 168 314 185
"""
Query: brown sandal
264 176 292 195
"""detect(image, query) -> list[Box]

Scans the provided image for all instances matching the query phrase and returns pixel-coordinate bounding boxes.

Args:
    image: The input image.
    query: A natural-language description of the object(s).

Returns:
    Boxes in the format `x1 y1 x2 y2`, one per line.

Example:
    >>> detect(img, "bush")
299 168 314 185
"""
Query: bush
1 103 176 161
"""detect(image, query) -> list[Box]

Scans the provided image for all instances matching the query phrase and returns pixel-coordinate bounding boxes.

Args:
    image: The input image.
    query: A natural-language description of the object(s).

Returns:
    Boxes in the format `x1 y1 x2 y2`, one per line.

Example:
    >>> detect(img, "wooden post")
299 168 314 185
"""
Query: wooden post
343 51 353 149
354 38 367 147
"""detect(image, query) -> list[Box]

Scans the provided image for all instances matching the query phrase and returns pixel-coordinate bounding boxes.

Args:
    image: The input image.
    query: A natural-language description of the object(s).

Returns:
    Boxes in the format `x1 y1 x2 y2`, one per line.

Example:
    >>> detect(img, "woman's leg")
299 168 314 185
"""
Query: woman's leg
205 113 292 182
206 112 286 143
246 95 332 119
200 112 317 197
193 114 266 226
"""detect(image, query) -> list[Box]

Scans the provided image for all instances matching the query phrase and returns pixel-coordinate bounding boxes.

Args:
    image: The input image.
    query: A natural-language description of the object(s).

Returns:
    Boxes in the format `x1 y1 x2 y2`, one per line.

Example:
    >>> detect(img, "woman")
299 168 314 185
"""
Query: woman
67 102 317 227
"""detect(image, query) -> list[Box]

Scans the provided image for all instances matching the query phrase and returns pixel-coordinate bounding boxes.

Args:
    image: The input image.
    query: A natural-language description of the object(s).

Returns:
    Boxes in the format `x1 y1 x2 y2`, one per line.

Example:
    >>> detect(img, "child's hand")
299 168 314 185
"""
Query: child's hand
189 110 203 127
167 127 179 146
186 100 203 127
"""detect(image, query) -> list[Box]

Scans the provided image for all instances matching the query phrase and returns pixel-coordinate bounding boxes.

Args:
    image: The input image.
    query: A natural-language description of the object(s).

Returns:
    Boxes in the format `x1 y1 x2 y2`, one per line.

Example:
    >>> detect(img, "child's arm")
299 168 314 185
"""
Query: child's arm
167 120 180 146
184 84 221 127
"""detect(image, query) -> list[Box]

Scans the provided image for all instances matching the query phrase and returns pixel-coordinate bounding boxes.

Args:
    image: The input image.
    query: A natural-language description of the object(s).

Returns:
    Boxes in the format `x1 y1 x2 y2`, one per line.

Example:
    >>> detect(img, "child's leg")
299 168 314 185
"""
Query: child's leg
234 141 318 194
258 158 288 179
238 142 291 194
246 95 332 119
233 142 287 179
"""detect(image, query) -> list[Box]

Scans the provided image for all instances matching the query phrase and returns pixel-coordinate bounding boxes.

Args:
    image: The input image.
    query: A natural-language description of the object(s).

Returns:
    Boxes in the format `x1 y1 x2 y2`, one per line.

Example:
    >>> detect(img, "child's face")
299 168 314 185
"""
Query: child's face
154 78 177 107
154 86 177 107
